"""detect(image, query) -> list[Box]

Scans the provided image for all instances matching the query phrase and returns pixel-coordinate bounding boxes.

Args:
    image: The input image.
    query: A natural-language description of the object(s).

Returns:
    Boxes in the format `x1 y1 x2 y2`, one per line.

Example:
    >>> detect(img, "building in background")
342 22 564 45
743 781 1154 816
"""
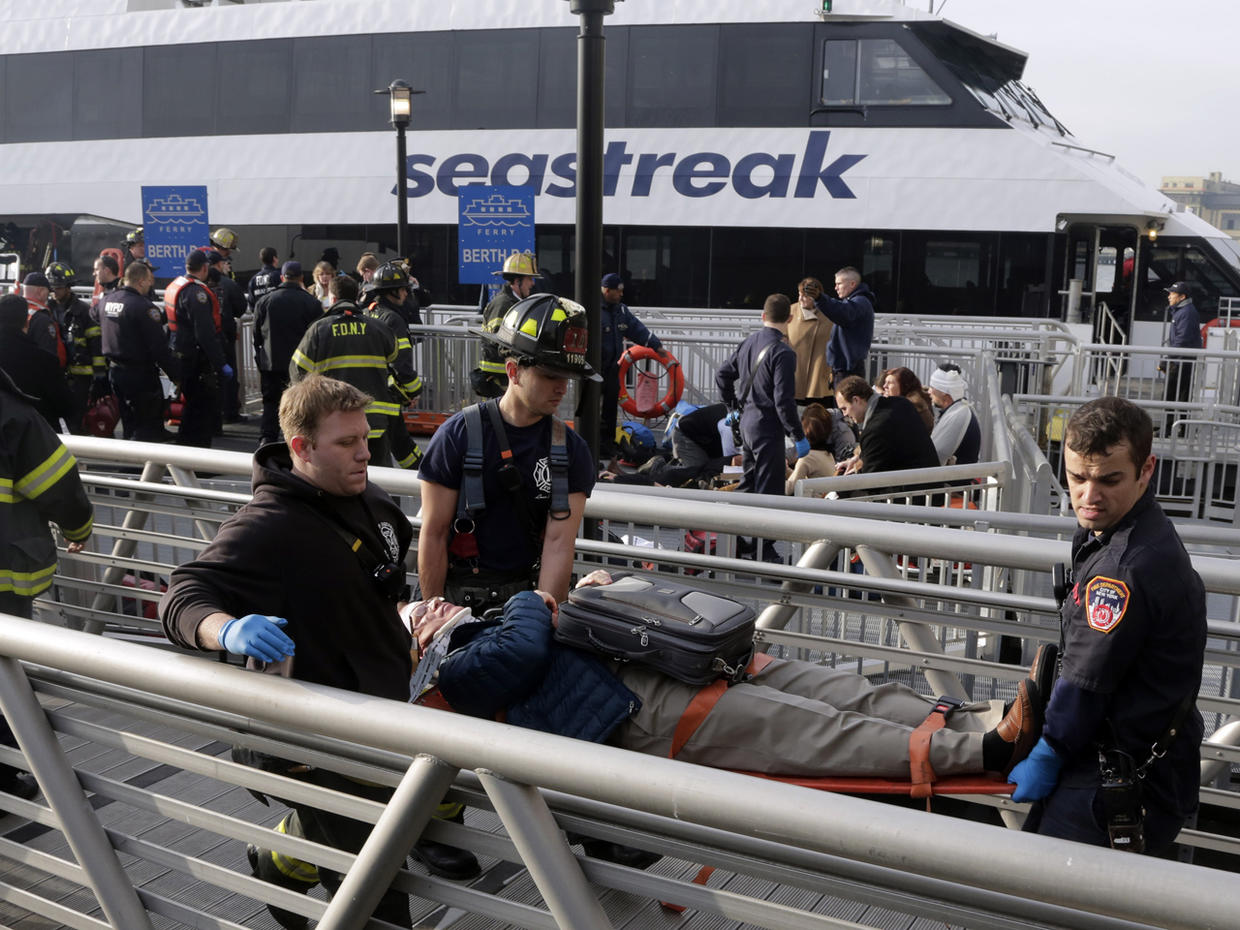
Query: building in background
1160 172 1240 240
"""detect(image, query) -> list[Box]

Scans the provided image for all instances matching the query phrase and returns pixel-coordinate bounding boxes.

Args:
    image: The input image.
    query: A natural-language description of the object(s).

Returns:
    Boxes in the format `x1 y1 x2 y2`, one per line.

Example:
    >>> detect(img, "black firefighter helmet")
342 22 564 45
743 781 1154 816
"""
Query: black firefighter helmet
475 293 601 382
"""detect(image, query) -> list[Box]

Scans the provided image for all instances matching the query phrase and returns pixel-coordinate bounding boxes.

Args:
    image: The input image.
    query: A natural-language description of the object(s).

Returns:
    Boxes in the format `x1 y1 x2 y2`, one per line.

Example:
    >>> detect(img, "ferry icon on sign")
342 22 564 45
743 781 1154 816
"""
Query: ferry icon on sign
461 193 532 228
146 194 206 224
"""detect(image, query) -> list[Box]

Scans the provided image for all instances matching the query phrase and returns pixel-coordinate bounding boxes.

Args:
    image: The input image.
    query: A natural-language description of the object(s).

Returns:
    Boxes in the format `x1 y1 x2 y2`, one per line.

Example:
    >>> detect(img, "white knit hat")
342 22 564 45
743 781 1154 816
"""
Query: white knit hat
929 367 967 401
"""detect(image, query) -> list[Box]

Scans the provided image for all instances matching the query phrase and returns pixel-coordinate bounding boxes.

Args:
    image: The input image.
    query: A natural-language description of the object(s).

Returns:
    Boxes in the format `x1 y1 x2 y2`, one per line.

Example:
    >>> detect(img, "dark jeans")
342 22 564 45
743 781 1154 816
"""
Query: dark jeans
259 370 289 445
832 363 867 387
221 335 241 420
177 356 220 448
1163 359 1194 433
1024 781 1186 856
110 364 169 442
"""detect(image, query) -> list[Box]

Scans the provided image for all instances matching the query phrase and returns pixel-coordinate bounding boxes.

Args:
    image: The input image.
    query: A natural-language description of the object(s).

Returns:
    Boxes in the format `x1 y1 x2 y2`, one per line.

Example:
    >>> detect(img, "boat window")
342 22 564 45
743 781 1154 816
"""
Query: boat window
144 44 217 136
454 30 537 130
627 25 718 127
821 38 950 107
718 25 812 126
5 52 73 143
75 50 143 141
217 41 293 135
292 36 371 133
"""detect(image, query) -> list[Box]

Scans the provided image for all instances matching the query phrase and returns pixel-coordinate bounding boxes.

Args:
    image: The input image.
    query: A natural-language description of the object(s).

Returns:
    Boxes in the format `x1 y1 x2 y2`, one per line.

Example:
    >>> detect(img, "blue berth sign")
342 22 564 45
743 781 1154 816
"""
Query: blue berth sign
458 185 535 285
141 186 209 277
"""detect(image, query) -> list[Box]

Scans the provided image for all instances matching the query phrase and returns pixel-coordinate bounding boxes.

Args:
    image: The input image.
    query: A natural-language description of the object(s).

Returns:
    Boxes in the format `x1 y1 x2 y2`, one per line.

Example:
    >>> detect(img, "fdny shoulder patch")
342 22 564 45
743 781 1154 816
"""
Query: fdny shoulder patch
1084 576 1130 633
148 307 162 323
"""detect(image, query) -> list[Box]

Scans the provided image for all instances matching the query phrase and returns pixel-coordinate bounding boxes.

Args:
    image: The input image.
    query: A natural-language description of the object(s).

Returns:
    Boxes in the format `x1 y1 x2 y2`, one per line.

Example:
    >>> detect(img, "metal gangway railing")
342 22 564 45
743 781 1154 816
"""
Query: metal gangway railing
4 435 1240 927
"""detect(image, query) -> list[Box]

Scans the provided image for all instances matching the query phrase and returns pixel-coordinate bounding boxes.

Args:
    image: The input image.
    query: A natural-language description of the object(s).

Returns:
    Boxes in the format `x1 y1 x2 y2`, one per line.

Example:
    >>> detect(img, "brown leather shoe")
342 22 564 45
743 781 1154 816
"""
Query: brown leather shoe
995 679 1042 776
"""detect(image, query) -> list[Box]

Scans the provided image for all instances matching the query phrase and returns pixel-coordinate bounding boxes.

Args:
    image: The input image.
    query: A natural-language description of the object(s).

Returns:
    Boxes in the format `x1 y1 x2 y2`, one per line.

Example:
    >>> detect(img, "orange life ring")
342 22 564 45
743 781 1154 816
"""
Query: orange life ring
617 345 684 418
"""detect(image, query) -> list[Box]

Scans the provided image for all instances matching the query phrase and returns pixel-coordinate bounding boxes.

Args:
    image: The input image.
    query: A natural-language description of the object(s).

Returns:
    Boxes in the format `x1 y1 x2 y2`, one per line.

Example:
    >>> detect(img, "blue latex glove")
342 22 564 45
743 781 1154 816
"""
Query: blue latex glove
218 614 295 663
724 410 740 427
1008 737 1064 802
794 437 811 459
220 363 235 380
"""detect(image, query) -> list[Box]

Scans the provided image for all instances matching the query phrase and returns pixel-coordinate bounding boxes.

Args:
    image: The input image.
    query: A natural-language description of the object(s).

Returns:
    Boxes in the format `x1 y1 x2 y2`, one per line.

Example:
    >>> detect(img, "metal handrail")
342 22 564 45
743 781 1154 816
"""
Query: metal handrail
0 615 1237 930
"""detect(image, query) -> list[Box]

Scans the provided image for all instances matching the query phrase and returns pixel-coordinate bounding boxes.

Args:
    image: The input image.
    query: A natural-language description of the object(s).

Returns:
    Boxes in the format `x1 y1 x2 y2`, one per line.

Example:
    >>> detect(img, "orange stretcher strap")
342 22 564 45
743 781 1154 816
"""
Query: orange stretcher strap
738 771 1013 796
669 653 775 759
908 697 964 799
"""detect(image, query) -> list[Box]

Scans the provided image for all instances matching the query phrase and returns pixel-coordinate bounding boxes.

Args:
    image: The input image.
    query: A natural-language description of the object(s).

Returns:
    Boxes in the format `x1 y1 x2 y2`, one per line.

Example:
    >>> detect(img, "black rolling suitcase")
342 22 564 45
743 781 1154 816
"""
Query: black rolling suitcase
555 575 756 685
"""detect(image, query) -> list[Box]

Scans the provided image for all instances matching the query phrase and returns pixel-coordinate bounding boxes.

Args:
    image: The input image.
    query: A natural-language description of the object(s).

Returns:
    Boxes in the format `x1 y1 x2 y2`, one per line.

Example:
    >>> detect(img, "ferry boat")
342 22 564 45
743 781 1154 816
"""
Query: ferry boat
0 0 1235 328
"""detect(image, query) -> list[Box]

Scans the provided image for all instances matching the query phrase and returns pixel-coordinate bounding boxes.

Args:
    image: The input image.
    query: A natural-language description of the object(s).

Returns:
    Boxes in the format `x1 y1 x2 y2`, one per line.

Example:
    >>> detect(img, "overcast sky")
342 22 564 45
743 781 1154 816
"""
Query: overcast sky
933 0 1234 189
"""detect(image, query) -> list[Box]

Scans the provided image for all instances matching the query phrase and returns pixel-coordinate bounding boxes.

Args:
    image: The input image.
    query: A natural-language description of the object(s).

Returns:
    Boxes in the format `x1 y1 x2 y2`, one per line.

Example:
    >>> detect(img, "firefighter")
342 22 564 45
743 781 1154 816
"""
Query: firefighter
46 262 105 434
123 228 145 267
166 250 230 447
208 227 239 265
364 262 426 469
290 275 408 467
206 250 248 424
99 262 179 442
21 272 67 368
469 250 542 398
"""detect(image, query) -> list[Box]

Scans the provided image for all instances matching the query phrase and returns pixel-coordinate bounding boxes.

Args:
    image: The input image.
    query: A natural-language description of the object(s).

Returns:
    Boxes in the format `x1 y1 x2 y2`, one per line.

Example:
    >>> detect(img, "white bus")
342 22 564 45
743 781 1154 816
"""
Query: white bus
1 0 1237 329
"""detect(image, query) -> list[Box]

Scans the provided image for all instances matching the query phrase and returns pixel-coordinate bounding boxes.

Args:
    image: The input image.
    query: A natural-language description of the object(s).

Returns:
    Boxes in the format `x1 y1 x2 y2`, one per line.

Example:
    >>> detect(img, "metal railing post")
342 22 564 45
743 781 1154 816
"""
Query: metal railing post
0 654 155 930
82 459 166 635
854 545 968 701
316 753 459 930
478 769 614 929
754 540 842 648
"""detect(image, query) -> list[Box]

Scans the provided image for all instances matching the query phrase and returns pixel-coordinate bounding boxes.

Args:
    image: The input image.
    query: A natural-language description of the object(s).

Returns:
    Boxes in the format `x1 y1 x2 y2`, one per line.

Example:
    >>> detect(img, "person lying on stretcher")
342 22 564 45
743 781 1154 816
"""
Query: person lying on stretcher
408 571 1042 782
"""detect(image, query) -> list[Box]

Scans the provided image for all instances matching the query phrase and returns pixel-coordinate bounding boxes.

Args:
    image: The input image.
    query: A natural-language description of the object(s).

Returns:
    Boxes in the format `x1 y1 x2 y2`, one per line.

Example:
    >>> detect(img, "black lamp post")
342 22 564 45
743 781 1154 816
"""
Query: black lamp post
564 0 616 466
374 79 423 259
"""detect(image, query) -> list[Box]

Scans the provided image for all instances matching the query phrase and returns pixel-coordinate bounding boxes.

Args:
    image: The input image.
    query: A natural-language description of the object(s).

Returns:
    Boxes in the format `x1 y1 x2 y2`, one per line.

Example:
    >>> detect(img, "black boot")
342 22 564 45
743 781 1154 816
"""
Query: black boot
247 843 314 930
566 832 662 870
412 810 481 881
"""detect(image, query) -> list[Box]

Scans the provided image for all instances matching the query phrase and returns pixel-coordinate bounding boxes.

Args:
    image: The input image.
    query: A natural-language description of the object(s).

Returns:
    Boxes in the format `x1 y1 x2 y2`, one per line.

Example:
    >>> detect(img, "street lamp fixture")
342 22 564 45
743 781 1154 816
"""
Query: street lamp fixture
374 79 424 260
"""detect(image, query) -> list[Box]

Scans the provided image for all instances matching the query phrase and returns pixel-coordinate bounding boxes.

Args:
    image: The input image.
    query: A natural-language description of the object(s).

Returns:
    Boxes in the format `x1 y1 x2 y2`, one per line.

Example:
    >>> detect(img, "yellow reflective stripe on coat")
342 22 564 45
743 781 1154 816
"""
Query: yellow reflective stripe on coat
290 348 320 373
63 515 94 542
69 365 93 375
271 817 320 884
0 565 57 597
318 355 389 372
0 477 13 503
16 445 77 500
367 401 402 417
395 336 412 353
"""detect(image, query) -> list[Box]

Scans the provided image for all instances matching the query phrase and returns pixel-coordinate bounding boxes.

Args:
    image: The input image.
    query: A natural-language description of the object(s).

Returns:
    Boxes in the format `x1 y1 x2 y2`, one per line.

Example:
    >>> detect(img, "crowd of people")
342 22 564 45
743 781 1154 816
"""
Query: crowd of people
0 238 1213 926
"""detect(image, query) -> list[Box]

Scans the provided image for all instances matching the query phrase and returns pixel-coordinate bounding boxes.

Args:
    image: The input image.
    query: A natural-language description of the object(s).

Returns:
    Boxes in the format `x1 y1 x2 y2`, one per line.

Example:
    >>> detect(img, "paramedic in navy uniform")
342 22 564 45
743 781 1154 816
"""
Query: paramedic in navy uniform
1009 396 1206 854
716 294 810 558
418 293 598 611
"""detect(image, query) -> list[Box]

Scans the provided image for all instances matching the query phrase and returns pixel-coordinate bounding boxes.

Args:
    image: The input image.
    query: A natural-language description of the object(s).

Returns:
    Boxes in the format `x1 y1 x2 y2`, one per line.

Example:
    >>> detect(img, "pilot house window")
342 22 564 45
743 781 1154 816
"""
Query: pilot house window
822 38 950 106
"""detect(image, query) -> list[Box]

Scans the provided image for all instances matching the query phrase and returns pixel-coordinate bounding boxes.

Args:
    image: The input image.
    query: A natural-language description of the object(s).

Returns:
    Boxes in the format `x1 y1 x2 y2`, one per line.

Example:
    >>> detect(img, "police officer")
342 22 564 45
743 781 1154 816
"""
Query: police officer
92 254 120 300
471 250 542 398
167 250 230 447
47 262 105 434
290 275 405 466
419 293 599 611
1009 396 1206 855
206 250 248 423
364 262 426 469
99 262 179 441
253 261 322 447
1160 281 1201 430
597 273 667 459
246 246 281 312
716 294 810 560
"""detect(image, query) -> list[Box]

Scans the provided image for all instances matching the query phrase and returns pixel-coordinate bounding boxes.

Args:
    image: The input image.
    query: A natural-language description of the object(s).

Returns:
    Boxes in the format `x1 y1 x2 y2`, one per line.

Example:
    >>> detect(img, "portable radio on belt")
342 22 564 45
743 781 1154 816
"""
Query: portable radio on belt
1099 748 1146 854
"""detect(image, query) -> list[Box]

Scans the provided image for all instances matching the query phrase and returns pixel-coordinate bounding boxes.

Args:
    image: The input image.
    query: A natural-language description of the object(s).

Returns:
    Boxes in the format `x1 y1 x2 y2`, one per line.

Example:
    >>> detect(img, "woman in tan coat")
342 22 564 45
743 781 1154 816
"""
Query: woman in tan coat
788 277 834 406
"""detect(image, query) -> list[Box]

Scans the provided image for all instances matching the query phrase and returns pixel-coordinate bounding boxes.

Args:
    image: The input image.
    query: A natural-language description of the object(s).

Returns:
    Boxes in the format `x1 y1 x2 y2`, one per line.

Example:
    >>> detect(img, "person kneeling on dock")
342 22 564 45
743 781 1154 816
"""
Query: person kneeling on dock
415 572 1040 784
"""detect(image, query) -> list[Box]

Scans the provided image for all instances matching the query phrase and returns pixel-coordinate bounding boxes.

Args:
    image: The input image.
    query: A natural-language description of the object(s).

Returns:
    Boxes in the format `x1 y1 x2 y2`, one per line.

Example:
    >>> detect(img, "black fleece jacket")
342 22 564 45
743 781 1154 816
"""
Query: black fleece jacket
159 444 412 701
